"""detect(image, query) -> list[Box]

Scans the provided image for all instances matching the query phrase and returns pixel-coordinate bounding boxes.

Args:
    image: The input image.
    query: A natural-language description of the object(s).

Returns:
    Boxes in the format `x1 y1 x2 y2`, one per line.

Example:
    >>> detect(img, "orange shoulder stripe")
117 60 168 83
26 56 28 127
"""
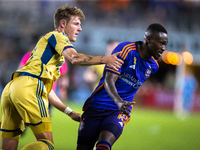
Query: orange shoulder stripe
152 56 159 67
119 43 135 58
123 47 136 60
106 68 120 74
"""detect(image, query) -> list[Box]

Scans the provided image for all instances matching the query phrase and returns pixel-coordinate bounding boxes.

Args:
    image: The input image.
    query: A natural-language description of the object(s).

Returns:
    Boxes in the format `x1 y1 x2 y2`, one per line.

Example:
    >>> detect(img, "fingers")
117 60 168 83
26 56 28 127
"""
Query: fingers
122 106 130 115
113 52 124 64
121 101 135 115
129 101 136 106
69 112 82 122
120 105 130 116
114 51 122 56
113 63 121 70
112 58 124 70
112 65 118 71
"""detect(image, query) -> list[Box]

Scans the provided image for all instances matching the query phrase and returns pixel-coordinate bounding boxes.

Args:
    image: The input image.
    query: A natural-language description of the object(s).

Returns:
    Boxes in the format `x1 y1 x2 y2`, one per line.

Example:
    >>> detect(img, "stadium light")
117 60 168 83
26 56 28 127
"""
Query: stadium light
182 51 193 65
162 50 193 66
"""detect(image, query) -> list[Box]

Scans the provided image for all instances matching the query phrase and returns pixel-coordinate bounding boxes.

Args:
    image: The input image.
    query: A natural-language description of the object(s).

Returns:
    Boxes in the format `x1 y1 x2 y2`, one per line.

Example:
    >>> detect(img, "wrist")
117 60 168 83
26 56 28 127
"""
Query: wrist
64 107 73 115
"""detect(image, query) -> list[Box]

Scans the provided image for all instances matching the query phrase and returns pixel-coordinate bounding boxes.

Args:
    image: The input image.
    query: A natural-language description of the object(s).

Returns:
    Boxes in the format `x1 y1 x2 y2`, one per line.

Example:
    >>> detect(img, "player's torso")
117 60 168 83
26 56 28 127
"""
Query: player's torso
84 42 159 110
117 49 155 96
13 31 72 93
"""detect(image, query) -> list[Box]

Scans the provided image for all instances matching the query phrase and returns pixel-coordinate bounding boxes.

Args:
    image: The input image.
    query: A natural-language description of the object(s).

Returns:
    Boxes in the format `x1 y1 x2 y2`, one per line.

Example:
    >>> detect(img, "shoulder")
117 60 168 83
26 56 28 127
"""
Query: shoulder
150 57 159 67
44 31 68 39
148 57 159 73
116 42 137 60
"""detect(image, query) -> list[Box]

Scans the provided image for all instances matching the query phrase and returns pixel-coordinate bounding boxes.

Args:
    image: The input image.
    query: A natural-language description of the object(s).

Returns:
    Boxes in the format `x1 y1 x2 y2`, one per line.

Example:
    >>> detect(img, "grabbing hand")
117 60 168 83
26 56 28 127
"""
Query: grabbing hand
104 51 124 70
117 101 135 116
68 111 82 122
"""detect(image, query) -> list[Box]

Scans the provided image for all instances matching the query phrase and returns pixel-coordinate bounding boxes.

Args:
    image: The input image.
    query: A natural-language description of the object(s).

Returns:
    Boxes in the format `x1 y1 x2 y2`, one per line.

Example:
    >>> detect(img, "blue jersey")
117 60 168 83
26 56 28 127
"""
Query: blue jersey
83 41 159 112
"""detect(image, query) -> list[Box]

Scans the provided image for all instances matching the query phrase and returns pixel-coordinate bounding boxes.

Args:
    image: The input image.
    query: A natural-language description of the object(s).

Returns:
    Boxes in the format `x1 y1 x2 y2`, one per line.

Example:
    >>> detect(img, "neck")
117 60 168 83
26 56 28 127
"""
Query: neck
56 27 64 33
138 42 151 60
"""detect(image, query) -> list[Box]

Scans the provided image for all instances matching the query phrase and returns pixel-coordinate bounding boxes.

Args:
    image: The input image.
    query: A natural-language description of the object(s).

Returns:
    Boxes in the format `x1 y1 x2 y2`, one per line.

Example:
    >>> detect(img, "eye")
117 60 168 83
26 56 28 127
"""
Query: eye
160 42 167 45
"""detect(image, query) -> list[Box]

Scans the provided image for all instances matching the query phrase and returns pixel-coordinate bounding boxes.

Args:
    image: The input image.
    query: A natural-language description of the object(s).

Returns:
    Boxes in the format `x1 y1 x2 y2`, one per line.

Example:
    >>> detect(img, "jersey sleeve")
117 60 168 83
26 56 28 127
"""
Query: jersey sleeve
47 32 74 56
150 56 159 74
104 43 125 75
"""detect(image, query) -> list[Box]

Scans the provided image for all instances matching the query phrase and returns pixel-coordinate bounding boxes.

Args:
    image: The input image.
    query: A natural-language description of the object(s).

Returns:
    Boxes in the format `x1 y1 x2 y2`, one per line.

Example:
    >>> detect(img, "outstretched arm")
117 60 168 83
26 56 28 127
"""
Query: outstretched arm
62 48 124 70
104 72 135 116
47 90 81 122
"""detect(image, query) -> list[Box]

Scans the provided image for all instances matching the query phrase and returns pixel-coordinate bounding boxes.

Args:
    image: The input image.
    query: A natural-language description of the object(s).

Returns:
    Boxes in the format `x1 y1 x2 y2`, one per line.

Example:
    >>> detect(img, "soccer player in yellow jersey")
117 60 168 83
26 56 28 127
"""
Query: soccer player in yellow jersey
0 4 123 150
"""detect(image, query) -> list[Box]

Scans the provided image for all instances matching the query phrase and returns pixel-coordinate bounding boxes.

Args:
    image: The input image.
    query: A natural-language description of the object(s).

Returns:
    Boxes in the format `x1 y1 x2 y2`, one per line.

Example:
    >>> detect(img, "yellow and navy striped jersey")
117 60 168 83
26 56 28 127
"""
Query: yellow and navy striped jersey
12 31 74 94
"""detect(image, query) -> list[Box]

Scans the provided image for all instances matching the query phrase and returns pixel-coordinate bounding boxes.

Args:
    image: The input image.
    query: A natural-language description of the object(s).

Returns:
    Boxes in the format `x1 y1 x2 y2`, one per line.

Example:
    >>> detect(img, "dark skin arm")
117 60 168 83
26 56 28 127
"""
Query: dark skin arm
104 71 135 116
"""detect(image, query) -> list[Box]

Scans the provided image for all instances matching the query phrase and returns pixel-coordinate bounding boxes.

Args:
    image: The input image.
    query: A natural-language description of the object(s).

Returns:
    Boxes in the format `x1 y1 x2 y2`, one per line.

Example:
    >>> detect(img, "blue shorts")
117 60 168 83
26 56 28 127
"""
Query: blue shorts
77 108 131 146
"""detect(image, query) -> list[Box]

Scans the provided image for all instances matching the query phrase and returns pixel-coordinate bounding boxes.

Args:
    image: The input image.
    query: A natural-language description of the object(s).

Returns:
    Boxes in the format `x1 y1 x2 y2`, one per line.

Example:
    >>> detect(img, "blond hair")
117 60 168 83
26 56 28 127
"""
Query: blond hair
53 4 85 29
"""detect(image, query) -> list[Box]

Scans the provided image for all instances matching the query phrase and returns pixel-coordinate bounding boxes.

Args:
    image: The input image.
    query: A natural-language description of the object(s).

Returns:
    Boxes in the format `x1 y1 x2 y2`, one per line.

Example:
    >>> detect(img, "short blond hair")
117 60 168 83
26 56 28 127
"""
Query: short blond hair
53 4 85 29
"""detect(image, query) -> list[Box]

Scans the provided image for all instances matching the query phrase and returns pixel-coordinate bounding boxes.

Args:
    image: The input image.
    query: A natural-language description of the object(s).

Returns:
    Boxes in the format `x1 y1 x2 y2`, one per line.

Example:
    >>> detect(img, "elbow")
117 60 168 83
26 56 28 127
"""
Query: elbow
71 60 77 65
70 58 80 66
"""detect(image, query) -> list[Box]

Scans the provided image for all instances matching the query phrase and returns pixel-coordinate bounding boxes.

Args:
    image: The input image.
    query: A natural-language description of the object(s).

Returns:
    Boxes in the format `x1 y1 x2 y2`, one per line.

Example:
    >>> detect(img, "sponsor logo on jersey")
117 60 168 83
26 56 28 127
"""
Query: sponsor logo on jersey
118 121 124 127
129 57 137 70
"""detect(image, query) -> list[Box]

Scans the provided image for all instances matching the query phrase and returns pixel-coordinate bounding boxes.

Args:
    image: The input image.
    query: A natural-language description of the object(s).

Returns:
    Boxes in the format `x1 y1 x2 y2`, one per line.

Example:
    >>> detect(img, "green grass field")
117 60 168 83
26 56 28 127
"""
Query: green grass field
1 102 200 150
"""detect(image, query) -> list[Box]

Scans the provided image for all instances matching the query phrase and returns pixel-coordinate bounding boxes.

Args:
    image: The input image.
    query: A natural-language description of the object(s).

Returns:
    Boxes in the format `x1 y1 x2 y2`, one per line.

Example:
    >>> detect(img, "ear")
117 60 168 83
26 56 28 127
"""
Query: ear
146 35 152 43
60 19 66 28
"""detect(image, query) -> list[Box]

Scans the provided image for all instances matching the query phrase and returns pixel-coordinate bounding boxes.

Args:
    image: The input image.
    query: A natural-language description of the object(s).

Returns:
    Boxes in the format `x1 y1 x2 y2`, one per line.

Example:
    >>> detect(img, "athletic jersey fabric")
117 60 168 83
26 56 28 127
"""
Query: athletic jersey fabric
12 31 73 94
83 41 159 113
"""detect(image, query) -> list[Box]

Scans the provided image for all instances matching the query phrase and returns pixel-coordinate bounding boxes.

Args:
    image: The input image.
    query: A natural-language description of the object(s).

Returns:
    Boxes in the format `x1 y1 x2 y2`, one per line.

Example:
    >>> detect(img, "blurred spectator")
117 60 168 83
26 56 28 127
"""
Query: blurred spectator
182 67 198 117
84 40 120 90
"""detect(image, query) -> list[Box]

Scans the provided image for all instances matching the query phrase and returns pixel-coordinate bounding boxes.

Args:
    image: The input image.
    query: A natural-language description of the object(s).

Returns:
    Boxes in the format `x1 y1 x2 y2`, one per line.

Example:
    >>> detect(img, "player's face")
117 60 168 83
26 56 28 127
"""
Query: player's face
64 15 82 42
148 32 168 60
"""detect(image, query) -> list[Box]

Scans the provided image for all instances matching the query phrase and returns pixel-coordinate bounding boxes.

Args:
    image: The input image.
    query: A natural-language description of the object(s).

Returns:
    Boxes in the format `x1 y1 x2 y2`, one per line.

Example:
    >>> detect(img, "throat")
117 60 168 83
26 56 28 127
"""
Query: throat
138 42 150 60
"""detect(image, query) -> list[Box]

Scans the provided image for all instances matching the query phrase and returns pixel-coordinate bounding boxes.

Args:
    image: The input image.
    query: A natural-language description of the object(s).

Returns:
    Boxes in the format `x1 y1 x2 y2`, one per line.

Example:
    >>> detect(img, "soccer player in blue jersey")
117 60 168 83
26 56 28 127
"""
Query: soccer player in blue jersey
0 4 123 150
76 23 168 150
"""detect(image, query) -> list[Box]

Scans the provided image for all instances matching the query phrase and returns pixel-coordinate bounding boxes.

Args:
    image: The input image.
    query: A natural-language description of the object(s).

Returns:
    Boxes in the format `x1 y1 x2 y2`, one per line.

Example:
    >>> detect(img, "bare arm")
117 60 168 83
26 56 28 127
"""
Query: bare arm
62 48 124 70
104 71 135 116
47 90 81 122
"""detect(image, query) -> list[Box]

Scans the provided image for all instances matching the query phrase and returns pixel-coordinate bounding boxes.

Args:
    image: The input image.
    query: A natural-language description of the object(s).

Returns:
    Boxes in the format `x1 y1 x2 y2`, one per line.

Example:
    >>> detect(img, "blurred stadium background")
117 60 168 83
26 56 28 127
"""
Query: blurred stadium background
0 0 200 149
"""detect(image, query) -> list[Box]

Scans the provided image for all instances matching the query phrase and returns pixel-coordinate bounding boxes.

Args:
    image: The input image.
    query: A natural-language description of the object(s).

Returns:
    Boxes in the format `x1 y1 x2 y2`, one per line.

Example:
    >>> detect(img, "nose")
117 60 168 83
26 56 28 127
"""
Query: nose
162 45 166 51
78 25 82 32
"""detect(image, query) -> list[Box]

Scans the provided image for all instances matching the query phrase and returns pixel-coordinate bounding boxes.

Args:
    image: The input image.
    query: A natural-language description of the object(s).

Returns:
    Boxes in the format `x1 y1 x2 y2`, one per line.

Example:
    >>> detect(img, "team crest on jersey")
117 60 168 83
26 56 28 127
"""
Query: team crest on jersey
117 113 130 126
145 68 152 79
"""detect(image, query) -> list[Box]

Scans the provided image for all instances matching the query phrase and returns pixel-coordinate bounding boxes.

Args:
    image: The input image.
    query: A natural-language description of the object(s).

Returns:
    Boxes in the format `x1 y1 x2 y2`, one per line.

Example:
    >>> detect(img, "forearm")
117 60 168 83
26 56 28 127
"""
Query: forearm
71 54 106 66
104 72 133 115
104 79 123 105
48 90 81 121
62 48 123 70
104 72 123 105
47 90 67 112
62 48 105 66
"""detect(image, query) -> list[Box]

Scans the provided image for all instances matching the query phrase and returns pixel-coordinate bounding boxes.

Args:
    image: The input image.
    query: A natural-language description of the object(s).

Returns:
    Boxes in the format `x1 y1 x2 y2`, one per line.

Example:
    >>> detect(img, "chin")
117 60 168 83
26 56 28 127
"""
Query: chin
153 56 159 60
70 39 76 42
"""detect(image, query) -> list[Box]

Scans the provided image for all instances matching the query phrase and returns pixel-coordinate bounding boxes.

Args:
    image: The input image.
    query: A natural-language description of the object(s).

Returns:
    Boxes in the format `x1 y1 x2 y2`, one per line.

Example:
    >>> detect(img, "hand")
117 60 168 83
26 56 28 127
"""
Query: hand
104 51 124 70
117 101 135 116
68 111 82 122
